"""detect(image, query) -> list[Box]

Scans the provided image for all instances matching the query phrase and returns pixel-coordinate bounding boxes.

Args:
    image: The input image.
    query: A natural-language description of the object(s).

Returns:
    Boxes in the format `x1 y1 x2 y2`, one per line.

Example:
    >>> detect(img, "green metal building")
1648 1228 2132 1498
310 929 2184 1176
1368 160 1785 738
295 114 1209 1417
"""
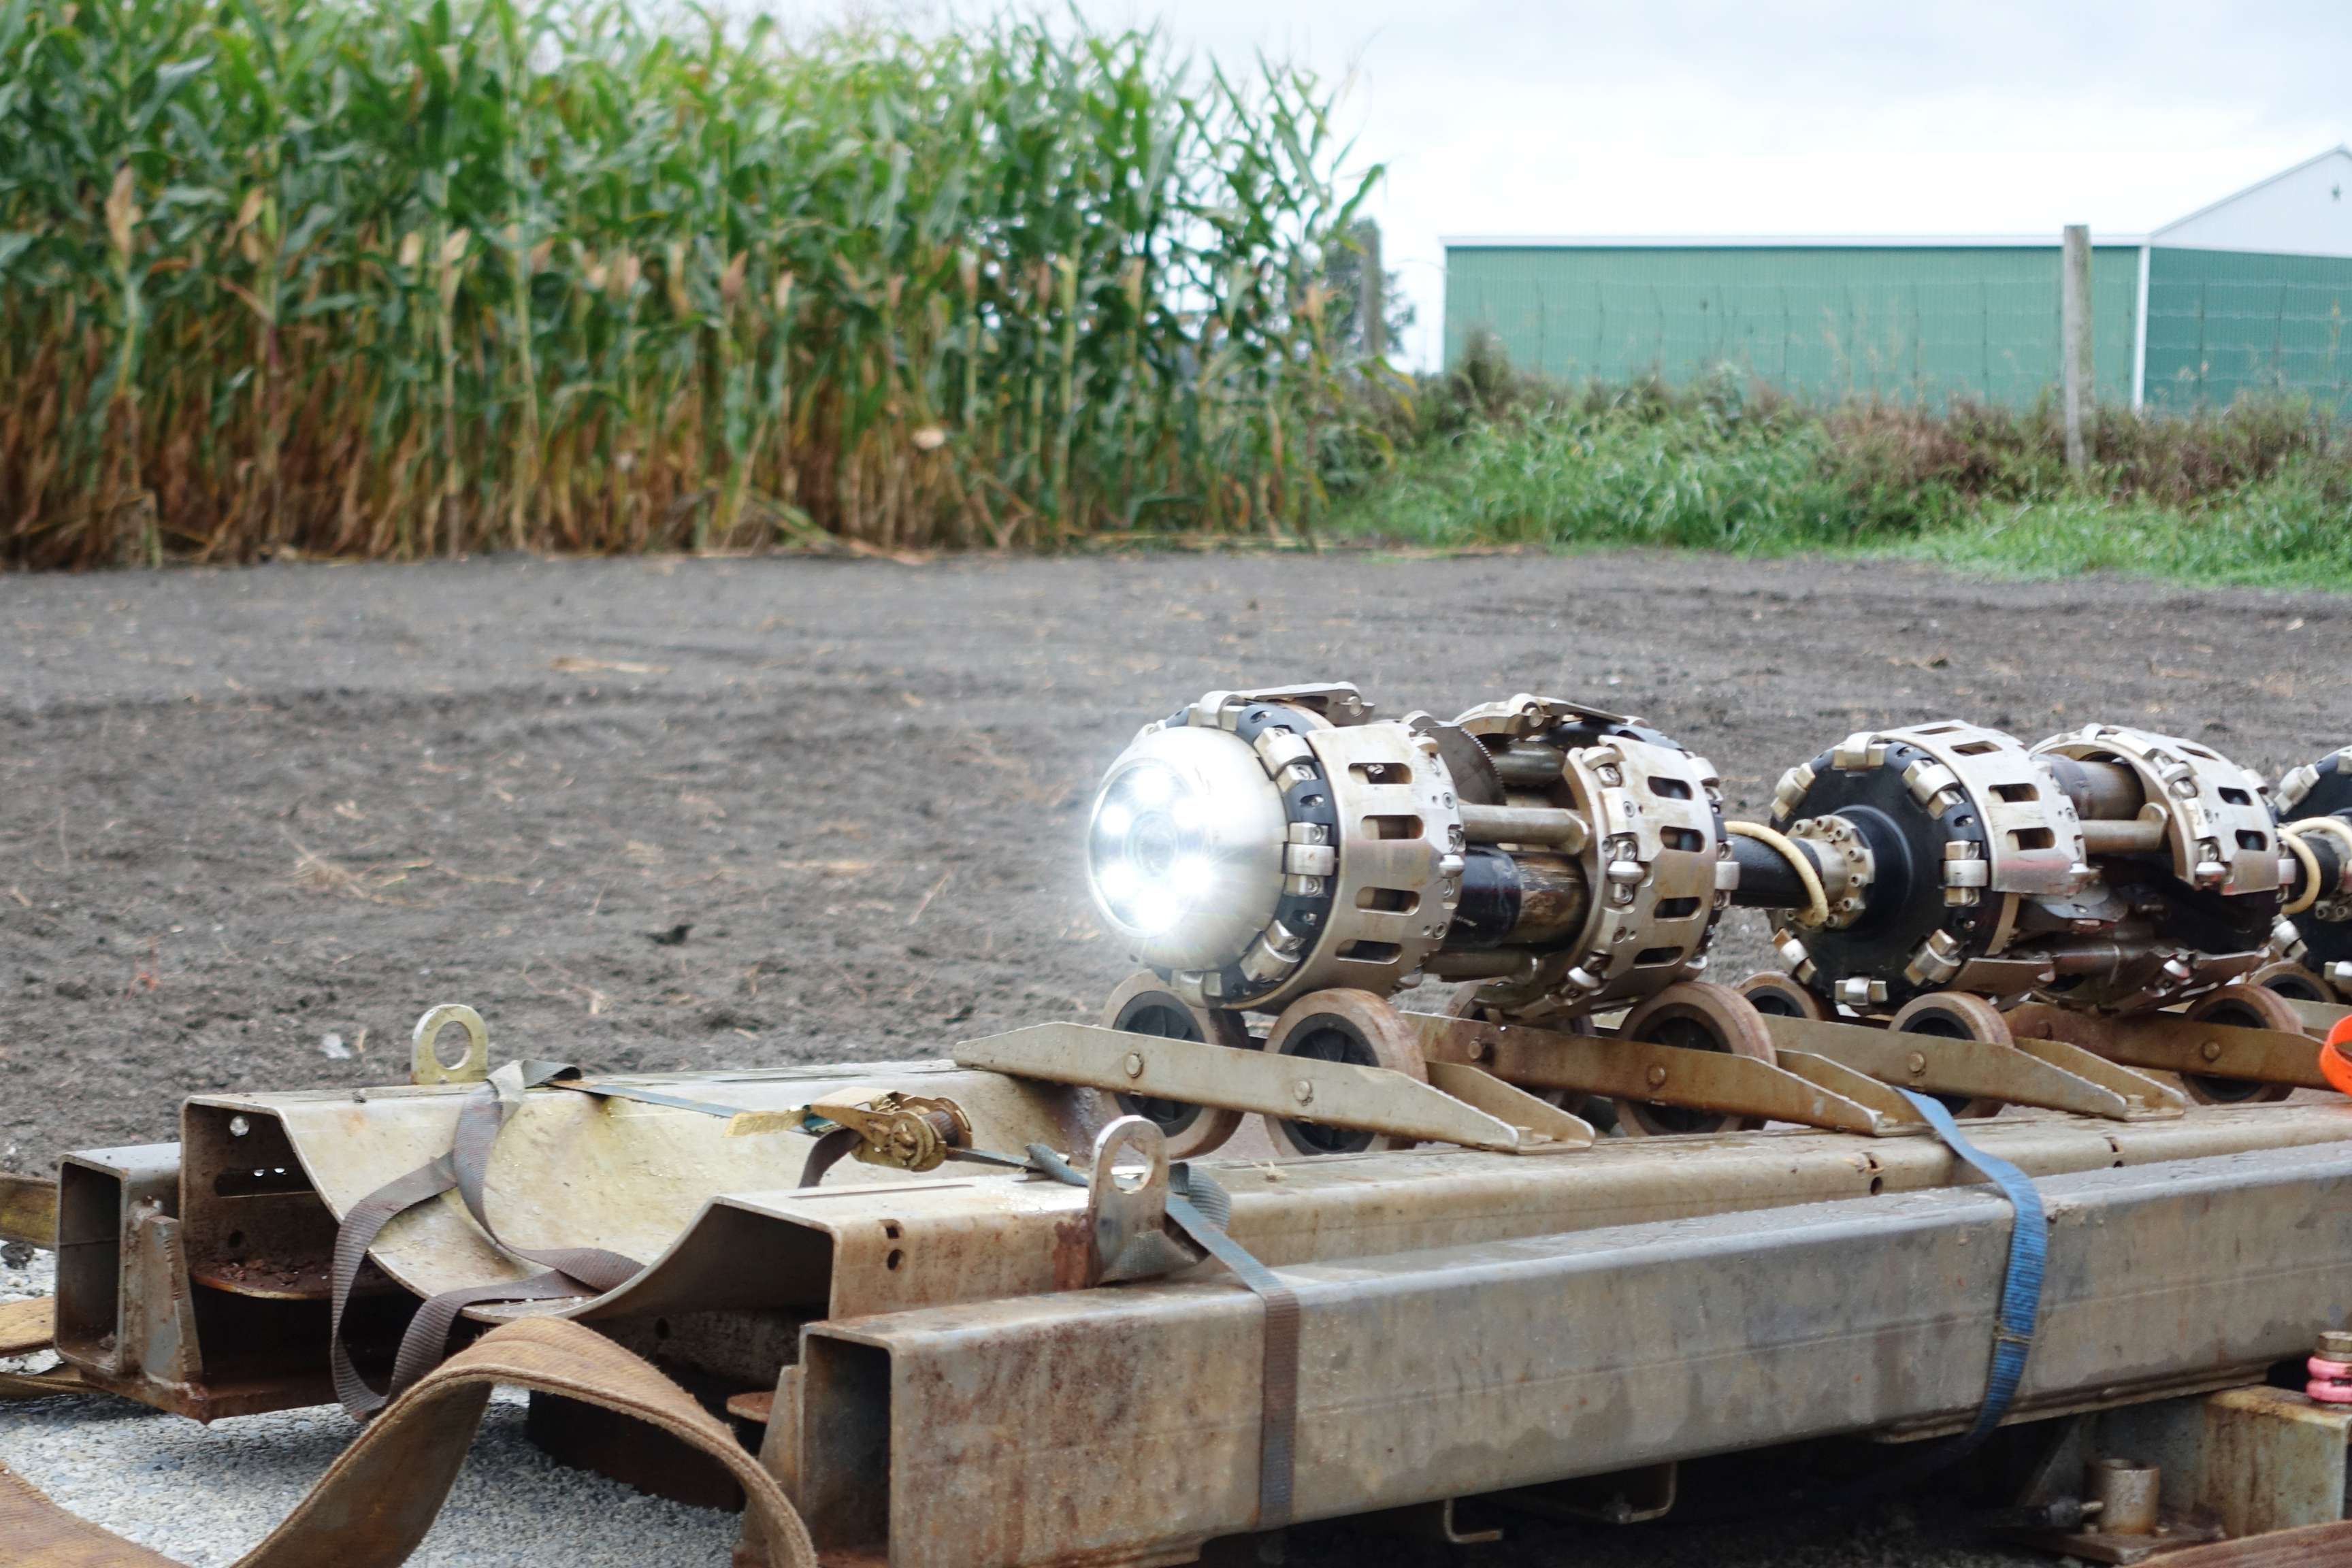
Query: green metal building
1443 148 2352 412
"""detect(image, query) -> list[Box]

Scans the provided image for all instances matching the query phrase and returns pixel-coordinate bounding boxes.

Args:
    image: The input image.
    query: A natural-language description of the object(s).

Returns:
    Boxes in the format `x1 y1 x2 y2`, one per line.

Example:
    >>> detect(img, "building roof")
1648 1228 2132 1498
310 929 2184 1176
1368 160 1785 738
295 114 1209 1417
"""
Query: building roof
1446 149 2352 260
2150 146 2352 259
1441 233 2145 250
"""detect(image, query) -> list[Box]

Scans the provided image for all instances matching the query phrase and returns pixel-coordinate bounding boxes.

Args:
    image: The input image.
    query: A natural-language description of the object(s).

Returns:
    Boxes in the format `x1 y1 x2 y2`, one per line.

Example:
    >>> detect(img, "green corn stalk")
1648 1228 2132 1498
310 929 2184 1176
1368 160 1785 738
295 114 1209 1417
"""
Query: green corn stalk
0 0 1382 566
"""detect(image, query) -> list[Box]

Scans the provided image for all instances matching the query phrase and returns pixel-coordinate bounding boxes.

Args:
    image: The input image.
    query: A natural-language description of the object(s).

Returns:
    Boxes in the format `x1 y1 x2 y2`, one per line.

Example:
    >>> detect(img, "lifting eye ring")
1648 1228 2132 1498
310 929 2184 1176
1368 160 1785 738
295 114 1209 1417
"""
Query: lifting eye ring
411 1003 490 1085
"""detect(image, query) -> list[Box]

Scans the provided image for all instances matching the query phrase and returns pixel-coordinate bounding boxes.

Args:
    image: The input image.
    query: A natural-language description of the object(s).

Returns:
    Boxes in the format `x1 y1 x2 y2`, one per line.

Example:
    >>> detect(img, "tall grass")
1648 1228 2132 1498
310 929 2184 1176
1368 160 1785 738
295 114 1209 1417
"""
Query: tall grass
1329 344 2352 589
0 0 1377 567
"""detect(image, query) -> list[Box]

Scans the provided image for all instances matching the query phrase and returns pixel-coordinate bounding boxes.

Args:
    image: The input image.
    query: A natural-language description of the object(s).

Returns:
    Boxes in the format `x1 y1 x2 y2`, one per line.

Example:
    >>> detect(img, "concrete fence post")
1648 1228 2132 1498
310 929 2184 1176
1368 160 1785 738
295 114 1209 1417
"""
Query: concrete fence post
1356 220 1385 363
2061 225 2093 474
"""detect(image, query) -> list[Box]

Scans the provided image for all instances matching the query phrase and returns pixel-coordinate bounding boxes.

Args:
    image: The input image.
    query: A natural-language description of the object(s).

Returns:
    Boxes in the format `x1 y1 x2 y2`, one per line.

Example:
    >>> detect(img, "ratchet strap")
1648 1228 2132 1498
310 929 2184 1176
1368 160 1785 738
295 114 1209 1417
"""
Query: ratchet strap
329 1061 644 1419
1885 1090 2047 1464
0 1316 816 1568
1027 1144 1300 1530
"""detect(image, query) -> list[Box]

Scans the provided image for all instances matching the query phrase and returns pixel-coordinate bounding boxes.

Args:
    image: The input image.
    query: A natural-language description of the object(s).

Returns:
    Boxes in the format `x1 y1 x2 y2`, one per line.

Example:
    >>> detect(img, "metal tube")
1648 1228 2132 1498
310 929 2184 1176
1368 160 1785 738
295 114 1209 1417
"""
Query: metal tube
1441 849 1588 952
2043 755 2148 822
795 1142 2352 1568
2080 817 2168 855
1727 831 1828 909
2087 1458 2161 1535
1458 803 1588 851
1490 745 1567 789
1499 852 1588 945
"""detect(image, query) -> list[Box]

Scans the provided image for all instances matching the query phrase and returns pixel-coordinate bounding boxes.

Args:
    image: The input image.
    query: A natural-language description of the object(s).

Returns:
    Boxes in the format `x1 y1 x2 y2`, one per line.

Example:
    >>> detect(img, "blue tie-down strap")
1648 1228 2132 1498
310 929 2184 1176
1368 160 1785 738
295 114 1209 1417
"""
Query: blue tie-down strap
1899 1088 2049 1453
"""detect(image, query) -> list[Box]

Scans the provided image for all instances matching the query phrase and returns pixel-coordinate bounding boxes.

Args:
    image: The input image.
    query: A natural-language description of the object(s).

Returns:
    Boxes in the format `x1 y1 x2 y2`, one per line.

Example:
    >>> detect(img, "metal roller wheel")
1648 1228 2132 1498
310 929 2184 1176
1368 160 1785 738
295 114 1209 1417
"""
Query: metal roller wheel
1613 981 1777 1138
1736 970 1831 1023
2250 959 2336 1006
1260 989 1428 1157
1449 991 1617 1133
1886 991 2013 1120
2178 983 2301 1105
1101 972 1258 1160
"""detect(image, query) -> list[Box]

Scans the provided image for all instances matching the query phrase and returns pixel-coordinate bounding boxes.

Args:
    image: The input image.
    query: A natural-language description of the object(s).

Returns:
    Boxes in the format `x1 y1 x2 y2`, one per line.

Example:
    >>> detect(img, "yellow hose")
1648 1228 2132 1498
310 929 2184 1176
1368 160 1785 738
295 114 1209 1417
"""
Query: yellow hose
1726 821 1830 928
2285 817 2352 917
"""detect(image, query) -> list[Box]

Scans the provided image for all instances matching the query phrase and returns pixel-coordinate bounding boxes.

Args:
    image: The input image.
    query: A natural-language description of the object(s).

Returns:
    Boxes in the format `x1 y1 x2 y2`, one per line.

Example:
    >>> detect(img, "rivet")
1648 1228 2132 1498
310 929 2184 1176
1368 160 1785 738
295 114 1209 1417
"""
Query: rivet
2200 1039 2223 1063
1122 1052 1145 1079
1291 1079 1315 1106
1906 1052 1928 1076
1645 1065 1668 1089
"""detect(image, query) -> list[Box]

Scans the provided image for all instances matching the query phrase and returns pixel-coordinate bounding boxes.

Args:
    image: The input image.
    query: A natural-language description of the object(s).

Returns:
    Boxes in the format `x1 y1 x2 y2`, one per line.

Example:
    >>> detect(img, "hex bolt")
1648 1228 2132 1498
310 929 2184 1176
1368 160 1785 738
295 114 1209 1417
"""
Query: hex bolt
2318 1330 2352 1362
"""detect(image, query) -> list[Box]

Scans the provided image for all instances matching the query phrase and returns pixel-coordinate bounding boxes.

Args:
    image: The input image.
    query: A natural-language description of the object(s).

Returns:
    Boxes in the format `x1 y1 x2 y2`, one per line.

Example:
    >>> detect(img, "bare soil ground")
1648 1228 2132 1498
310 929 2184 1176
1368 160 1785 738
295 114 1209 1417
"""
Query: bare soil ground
2 549 2342 1171
3 549 2346 1566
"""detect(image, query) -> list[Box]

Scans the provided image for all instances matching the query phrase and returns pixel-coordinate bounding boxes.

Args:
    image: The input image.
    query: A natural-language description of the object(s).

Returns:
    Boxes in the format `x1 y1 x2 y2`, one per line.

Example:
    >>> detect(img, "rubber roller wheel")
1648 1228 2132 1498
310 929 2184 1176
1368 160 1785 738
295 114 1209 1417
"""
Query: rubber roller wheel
1613 981 1778 1138
1448 992 1618 1134
2250 959 2337 1007
1886 991 2012 1120
1260 988 1427 1157
2178 983 2300 1105
1736 970 1831 1022
1101 972 1258 1159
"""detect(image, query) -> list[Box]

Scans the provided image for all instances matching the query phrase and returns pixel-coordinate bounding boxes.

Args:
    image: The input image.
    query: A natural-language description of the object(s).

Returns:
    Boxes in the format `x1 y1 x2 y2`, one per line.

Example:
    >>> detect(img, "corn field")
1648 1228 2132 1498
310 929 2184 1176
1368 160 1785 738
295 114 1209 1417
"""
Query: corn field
0 0 1379 567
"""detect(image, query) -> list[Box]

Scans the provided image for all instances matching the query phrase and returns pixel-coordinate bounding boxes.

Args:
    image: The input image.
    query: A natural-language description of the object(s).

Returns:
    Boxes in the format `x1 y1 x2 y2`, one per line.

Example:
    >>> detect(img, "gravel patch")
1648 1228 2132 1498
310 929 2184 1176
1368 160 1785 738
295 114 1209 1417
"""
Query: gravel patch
2 1248 736 1566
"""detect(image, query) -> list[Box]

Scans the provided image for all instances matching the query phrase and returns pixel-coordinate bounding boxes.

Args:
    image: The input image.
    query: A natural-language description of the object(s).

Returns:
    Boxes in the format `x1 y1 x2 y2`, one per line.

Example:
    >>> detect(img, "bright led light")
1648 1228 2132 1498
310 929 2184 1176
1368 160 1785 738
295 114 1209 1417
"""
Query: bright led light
1083 723 1288 969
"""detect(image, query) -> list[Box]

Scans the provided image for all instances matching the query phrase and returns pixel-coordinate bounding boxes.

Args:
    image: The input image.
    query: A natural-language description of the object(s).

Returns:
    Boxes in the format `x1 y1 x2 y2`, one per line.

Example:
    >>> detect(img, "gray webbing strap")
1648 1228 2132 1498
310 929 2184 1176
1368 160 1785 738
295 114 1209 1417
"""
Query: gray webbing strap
1026 1145 1299 1530
1167 1186 1300 1529
329 1062 643 1420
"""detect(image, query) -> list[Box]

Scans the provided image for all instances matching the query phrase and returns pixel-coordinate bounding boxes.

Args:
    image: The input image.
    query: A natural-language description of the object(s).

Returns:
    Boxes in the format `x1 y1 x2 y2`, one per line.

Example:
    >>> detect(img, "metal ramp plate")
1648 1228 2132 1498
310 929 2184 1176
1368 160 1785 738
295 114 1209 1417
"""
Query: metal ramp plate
1404 1013 1899 1136
953 1023 1590 1154
1757 1014 2141 1120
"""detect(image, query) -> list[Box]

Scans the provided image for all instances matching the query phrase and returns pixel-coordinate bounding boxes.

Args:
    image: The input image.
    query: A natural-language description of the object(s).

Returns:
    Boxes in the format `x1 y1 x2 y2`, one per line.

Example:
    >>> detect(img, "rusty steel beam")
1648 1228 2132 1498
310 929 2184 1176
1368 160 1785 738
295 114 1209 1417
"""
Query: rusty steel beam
69 1081 2352 1424
787 1142 2352 1568
575 1102 2352 1334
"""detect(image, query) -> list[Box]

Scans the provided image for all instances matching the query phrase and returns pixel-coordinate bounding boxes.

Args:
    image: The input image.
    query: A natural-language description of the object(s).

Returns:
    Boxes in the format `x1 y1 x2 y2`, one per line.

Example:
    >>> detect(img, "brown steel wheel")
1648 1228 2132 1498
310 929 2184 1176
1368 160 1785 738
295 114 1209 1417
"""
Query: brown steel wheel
1886 991 2014 1120
1736 970 1831 1022
2250 959 2338 1008
1260 988 1428 1157
1101 971 1258 1159
1448 992 1616 1130
2178 983 2302 1105
1614 981 1778 1138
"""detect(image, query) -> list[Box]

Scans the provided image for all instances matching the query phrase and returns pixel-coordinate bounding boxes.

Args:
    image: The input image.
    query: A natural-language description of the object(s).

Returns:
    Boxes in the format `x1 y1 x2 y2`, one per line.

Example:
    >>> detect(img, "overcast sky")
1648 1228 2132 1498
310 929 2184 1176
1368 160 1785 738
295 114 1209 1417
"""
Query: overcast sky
829 2 2352 368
